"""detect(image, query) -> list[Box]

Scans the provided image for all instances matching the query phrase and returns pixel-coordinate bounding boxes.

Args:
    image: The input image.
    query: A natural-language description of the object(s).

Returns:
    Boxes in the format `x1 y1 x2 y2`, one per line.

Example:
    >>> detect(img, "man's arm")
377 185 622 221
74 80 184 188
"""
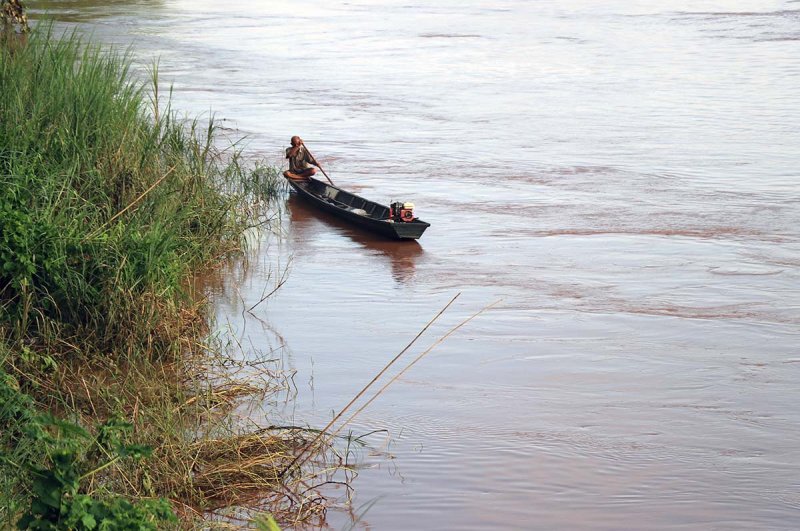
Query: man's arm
304 148 319 167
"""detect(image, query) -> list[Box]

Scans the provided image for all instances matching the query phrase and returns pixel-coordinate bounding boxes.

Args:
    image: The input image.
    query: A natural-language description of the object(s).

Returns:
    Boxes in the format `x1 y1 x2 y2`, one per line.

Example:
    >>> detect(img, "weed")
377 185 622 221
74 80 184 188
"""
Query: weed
1 368 176 529
1 24 327 529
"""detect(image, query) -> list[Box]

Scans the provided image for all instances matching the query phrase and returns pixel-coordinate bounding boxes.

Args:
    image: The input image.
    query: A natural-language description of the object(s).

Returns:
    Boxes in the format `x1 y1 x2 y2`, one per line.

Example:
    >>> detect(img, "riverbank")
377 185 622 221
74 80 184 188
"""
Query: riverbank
0 27 326 528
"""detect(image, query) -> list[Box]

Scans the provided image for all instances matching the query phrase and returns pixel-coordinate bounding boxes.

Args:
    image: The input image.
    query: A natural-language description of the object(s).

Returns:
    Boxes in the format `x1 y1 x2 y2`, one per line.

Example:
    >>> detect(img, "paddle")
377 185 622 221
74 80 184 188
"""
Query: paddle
302 143 335 186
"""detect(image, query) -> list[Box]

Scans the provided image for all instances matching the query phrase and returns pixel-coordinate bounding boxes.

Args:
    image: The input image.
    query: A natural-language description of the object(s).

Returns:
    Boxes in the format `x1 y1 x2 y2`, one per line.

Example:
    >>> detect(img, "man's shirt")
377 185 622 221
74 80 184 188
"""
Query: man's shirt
286 146 313 172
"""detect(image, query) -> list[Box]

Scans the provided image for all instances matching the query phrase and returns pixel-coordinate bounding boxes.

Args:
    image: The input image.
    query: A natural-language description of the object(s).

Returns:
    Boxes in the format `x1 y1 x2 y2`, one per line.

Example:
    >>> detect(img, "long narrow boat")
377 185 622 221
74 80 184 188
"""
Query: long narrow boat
286 176 430 240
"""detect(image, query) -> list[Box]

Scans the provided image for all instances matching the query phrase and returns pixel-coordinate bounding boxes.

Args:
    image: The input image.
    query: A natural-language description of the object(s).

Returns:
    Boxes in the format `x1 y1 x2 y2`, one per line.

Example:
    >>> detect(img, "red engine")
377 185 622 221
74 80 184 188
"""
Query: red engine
389 201 416 222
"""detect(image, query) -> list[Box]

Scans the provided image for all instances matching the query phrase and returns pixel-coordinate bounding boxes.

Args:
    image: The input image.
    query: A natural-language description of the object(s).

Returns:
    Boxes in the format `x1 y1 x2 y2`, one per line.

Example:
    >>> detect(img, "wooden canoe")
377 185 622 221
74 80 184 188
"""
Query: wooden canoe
286 177 430 240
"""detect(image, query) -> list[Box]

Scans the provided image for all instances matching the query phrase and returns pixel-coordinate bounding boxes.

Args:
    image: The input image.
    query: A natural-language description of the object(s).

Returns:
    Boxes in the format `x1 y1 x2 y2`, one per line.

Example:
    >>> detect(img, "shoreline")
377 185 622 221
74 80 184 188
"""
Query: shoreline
0 24 331 529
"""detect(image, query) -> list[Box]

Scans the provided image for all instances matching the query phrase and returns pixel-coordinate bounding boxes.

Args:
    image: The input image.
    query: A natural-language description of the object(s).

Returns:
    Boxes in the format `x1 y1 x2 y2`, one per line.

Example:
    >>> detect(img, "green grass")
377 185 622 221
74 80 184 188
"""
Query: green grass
0 27 283 353
0 26 322 529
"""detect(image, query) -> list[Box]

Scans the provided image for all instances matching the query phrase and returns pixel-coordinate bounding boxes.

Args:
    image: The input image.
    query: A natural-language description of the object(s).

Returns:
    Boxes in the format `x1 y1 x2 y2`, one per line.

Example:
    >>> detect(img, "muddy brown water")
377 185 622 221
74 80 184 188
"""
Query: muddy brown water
31 0 800 529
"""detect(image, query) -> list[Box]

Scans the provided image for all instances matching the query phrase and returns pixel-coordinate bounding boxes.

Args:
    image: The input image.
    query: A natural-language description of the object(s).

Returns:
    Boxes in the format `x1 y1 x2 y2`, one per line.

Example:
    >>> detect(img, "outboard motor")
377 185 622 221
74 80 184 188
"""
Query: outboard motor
389 201 416 222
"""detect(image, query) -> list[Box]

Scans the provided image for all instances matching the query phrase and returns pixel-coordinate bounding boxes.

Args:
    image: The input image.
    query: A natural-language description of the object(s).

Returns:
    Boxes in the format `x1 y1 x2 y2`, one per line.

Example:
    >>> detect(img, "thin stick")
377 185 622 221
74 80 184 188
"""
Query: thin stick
278 292 461 478
333 299 502 439
84 165 177 240
247 259 292 313
105 165 177 226
302 144 335 186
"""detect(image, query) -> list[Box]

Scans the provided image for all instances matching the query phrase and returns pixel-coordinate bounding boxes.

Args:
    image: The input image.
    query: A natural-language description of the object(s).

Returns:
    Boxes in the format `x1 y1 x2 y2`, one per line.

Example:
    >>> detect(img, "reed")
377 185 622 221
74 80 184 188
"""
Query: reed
0 27 287 354
0 26 316 529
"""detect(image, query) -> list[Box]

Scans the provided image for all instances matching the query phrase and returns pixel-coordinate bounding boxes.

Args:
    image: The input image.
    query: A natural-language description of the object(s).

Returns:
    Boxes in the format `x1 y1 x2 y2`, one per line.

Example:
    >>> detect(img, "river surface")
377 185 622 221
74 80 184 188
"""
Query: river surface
30 1 800 529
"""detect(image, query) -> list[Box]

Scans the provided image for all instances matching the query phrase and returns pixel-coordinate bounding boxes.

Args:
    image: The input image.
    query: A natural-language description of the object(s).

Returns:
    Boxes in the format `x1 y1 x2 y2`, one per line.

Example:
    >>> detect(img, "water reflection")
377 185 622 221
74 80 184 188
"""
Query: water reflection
287 194 424 284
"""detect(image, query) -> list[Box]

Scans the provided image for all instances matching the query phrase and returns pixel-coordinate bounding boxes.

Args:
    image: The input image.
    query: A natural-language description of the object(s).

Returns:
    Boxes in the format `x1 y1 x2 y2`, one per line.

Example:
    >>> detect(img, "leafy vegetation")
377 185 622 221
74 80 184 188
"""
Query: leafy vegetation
0 23 329 529
1 368 175 530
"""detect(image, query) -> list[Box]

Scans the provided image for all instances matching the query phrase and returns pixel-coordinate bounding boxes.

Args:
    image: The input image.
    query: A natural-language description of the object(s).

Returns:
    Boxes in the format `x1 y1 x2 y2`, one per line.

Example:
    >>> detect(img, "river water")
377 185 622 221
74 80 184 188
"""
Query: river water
31 0 800 529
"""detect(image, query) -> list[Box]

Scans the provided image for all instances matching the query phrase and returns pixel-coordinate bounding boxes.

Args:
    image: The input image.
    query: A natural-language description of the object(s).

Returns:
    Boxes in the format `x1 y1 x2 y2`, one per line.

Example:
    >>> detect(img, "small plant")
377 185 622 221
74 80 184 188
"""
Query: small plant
1 370 175 530
17 417 177 530
252 513 282 531
18 442 176 530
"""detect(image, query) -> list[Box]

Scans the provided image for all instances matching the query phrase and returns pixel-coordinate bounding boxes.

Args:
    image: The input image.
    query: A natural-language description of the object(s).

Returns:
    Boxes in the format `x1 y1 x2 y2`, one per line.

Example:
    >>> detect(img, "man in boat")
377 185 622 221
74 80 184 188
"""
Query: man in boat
284 136 319 180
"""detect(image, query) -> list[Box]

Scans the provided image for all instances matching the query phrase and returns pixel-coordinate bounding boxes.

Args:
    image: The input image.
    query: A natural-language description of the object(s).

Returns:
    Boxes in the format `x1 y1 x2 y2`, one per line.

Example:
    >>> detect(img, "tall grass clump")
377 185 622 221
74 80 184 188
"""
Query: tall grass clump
0 25 323 529
0 27 275 353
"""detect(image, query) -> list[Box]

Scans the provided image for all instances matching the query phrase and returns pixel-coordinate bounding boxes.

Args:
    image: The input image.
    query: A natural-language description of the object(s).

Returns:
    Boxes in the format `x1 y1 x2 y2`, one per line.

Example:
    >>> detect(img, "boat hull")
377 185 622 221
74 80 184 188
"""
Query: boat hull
286 177 430 240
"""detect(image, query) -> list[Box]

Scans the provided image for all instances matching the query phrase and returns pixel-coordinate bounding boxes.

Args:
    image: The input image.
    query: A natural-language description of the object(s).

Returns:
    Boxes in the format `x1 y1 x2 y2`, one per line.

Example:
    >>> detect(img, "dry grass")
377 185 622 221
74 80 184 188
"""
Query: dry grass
4 296 337 528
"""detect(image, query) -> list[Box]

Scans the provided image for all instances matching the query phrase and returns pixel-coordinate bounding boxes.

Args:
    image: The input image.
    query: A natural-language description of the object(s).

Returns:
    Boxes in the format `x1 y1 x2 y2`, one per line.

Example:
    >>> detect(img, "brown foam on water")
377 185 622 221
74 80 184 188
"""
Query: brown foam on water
418 33 484 39
602 302 797 324
708 267 785 276
525 227 767 239
678 10 800 18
